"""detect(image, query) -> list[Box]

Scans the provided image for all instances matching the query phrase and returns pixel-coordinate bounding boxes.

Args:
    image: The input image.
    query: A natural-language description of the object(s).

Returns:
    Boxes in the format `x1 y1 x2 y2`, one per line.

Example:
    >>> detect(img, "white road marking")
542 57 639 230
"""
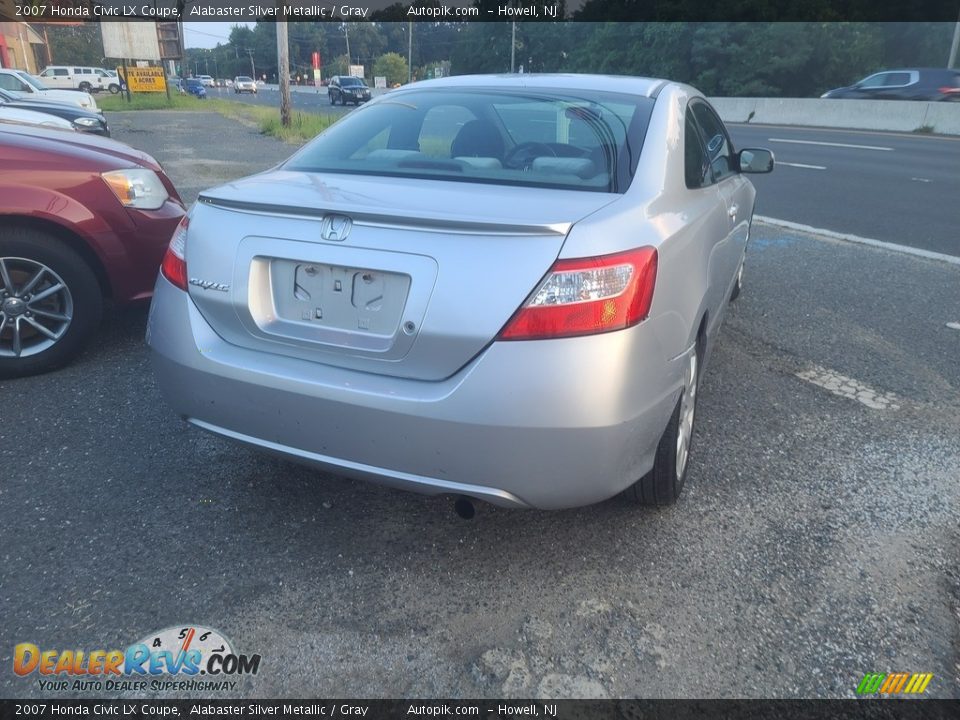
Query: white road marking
754 216 960 267
795 365 900 410
768 138 893 151
947 322 960 331
910 177 932 183
779 162 827 170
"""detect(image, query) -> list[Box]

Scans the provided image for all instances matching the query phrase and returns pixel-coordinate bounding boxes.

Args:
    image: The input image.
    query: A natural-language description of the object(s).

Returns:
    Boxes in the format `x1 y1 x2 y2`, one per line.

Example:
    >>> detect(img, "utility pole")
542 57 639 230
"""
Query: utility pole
247 49 256 79
949 10 960 69
510 22 516 73
345 23 351 65
277 21 291 127
407 21 413 83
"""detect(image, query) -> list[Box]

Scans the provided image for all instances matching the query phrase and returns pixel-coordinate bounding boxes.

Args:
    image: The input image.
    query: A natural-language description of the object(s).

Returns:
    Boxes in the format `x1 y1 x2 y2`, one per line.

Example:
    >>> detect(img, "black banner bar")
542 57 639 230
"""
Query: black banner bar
3 0 960 22
2 700 960 720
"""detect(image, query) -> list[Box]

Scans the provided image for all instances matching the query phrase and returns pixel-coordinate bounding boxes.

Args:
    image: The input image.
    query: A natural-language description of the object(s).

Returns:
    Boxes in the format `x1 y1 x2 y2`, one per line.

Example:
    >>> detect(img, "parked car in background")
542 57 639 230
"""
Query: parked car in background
0 69 99 111
233 76 257 94
148 74 773 512
328 75 371 105
95 68 124 94
0 88 110 136
0 106 74 131
822 68 960 101
38 66 104 93
198 75 215 87
0 124 186 377
182 79 207 99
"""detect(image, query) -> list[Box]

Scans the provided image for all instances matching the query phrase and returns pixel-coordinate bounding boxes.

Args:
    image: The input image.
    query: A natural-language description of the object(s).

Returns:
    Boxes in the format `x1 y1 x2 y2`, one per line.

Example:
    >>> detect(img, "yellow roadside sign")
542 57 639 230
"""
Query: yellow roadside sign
117 67 166 93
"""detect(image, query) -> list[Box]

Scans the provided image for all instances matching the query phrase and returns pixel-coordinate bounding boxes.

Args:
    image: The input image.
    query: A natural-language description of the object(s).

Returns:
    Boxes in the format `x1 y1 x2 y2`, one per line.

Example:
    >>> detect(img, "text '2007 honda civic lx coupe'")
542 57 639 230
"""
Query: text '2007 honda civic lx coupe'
147 74 774 511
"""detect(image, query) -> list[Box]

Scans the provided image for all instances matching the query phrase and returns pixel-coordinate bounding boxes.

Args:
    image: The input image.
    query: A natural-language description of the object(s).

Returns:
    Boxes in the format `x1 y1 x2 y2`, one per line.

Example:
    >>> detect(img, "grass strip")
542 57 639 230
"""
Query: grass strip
97 94 336 144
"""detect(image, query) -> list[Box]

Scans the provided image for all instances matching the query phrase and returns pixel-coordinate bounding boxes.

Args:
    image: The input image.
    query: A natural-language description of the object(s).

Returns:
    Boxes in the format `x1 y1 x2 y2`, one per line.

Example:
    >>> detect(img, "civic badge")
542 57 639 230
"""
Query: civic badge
320 214 352 242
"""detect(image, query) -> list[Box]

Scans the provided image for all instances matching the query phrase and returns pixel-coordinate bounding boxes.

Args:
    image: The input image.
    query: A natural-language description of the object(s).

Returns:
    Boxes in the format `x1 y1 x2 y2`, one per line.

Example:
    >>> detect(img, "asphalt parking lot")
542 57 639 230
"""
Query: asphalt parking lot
2 111 958 699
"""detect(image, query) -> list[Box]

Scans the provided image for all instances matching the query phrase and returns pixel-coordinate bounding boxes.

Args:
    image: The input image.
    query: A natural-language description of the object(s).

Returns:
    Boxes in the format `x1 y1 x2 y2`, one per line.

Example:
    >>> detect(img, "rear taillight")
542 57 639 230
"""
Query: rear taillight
499 247 658 341
939 86 960 95
160 216 188 291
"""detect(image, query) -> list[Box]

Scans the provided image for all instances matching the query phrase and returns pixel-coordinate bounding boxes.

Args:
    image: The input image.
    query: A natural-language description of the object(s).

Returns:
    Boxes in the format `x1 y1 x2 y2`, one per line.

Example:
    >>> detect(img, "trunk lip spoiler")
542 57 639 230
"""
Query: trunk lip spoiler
197 195 573 237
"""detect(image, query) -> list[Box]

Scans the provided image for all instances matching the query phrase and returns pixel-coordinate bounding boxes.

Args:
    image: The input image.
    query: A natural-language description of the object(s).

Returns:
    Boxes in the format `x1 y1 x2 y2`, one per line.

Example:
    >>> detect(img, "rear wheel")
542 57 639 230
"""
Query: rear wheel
0 229 102 379
108 83 120 94
630 341 700 505
79 81 91 92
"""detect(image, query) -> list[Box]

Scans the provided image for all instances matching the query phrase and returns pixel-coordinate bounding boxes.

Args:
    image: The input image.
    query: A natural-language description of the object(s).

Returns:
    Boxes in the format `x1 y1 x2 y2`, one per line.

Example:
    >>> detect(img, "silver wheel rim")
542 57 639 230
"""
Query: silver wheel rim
0 257 73 359
675 352 698 479
736 262 744 289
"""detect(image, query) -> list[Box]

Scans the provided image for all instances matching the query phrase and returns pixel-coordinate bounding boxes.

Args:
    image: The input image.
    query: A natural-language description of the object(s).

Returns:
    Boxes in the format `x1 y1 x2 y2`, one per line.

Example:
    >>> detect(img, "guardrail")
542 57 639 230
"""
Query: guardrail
215 83 960 136
709 97 960 136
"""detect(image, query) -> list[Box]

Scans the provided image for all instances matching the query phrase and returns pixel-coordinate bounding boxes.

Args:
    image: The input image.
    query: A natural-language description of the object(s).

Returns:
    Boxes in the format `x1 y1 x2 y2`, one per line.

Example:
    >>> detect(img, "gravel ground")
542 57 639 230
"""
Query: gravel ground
1 111 957 700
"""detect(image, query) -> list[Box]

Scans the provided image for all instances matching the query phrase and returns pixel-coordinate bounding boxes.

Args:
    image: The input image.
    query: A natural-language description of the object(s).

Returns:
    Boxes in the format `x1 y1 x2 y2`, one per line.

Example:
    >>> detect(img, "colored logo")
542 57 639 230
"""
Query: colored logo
856 672 933 695
13 625 261 693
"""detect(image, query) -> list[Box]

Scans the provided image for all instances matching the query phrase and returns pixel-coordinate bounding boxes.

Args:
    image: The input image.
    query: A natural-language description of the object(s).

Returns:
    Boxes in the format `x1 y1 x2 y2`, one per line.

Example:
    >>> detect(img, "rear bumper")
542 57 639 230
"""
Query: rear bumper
147 277 687 510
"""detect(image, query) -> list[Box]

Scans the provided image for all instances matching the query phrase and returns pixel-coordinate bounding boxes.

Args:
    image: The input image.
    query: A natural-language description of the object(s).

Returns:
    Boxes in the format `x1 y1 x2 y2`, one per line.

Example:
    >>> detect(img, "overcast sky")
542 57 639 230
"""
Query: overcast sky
183 22 253 49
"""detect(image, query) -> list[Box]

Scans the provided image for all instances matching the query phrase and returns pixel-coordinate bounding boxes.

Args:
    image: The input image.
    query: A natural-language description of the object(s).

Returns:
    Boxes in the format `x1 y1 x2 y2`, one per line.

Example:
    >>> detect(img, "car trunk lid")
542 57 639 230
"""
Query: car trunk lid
186 171 619 381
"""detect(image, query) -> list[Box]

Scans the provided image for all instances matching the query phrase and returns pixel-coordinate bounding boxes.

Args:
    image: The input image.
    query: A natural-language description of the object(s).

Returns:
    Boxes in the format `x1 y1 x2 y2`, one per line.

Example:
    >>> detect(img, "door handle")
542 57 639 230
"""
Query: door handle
728 204 738 219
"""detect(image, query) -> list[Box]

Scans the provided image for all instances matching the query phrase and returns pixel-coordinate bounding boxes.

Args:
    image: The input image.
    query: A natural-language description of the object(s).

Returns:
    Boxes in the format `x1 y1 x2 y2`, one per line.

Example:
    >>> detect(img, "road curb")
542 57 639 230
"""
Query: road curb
754 216 960 267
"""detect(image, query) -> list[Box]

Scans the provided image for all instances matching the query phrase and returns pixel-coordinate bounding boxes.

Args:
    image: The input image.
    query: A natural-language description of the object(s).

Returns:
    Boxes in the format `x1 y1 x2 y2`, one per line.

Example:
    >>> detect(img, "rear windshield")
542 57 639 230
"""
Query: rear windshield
284 88 654 193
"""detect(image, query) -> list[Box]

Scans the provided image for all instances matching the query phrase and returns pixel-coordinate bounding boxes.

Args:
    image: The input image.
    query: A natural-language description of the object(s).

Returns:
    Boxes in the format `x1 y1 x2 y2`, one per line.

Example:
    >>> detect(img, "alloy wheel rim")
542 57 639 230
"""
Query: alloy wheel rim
675 352 698 479
0 257 73 359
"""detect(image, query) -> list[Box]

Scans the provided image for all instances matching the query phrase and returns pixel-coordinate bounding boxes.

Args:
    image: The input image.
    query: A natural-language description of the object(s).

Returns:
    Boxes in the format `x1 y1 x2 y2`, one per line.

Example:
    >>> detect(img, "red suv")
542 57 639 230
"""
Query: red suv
0 125 185 377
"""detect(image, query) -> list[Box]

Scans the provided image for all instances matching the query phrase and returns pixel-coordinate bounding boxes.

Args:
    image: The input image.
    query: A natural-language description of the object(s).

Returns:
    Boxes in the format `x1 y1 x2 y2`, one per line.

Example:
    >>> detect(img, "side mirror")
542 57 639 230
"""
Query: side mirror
738 148 774 174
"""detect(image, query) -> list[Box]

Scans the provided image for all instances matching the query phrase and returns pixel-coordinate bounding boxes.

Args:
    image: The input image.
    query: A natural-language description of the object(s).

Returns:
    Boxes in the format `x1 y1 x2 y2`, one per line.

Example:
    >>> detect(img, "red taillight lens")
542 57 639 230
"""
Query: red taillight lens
160 215 188 291
499 247 658 341
939 86 960 95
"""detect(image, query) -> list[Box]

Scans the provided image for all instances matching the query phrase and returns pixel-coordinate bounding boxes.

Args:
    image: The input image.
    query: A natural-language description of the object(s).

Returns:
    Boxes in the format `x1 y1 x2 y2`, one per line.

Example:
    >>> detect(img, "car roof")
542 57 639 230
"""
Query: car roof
404 73 669 98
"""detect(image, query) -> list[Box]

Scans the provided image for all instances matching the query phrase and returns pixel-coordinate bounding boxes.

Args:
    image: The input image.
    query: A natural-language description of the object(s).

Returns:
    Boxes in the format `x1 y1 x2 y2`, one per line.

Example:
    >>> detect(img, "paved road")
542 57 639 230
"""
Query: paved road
213 89 960 257
2 111 958 700
727 124 960 257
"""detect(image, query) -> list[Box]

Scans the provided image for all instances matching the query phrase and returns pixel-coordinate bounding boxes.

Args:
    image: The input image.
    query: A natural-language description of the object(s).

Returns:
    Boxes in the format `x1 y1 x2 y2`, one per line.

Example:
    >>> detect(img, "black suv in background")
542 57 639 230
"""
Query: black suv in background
328 76 371 105
821 68 960 101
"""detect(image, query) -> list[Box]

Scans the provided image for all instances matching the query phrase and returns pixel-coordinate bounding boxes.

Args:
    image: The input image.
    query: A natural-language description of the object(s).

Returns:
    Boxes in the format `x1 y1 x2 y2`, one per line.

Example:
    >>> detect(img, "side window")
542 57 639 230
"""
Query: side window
690 102 735 182
56 69 69 77
0 74 27 91
40 69 53 78
859 73 887 88
884 72 912 87
684 112 710 189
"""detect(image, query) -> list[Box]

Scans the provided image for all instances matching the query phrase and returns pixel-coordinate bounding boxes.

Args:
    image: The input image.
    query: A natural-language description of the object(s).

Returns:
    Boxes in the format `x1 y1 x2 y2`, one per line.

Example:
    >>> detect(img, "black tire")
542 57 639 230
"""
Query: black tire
730 259 743 301
630 339 701 506
0 228 102 379
108 83 120 94
79 81 91 92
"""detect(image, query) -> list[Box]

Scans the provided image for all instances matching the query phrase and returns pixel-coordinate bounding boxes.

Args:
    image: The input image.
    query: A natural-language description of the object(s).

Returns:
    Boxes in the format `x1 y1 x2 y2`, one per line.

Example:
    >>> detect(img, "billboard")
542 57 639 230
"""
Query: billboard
101 22 180 62
117 66 167 93
102 23 161 61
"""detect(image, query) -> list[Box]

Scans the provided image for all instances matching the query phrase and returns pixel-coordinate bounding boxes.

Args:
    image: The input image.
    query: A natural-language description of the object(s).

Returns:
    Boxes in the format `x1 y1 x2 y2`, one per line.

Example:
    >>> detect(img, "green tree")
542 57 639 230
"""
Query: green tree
45 25 103 67
373 52 409 85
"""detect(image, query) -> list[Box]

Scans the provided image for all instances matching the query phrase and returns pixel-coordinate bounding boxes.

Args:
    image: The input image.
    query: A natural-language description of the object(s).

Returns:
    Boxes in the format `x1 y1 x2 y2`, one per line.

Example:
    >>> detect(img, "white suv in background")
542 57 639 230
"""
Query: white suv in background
0 68 99 110
39 66 104 93
95 68 123 94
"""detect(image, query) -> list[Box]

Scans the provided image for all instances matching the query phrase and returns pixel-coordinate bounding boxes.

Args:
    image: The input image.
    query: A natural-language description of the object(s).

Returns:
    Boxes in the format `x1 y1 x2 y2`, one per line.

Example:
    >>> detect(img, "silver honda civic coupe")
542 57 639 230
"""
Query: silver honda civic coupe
148 74 773 511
